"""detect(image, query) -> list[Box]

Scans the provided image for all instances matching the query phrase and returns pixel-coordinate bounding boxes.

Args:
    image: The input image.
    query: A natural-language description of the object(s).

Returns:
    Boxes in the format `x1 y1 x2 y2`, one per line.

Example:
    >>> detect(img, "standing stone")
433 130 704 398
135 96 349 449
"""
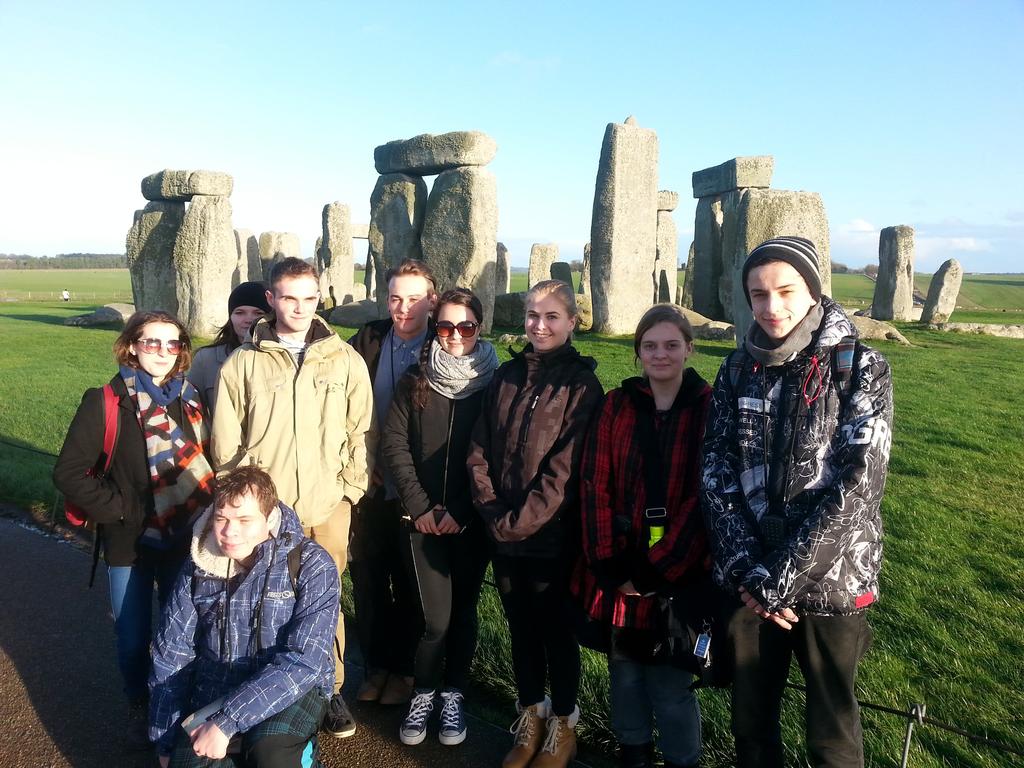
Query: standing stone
172 195 236 337
258 232 301 282
233 229 260 285
590 118 659 335
126 201 186 313
420 166 499 332
363 248 378 299
141 169 234 201
579 242 592 295
319 202 354 307
656 209 678 304
726 189 832 341
921 258 963 324
496 243 511 294
872 225 915 321
369 173 428 307
528 243 559 288
691 156 774 199
675 283 684 306
374 131 498 175
658 270 673 303
681 241 695 308
550 261 574 288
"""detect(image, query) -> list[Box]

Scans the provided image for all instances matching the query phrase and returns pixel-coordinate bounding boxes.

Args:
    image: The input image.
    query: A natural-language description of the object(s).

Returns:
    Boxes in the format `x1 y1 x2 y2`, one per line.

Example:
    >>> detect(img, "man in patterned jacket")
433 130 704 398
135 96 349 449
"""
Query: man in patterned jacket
701 237 893 768
149 466 339 767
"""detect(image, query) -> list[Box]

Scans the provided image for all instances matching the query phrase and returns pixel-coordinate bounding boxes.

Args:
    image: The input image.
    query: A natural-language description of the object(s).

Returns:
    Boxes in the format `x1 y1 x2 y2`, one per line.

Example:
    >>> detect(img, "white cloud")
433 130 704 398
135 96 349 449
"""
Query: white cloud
839 218 876 234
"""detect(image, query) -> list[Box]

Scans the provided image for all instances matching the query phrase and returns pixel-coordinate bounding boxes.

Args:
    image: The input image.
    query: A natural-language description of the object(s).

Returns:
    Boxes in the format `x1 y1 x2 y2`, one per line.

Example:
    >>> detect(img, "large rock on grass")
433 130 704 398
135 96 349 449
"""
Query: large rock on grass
233 229 260 286
493 291 528 327
550 261 573 286
374 131 497 175
258 232 301 282
419 166 498 332
141 169 233 201
921 258 963 324
529 243 558 288
318 202 354 306
872 225 915 321
369 173 427 306
496 243 511 294
173 195 236 337
928 322 1024 339
590 117 659 335
126 201 185 313
850 315 911 345
64 303 136 327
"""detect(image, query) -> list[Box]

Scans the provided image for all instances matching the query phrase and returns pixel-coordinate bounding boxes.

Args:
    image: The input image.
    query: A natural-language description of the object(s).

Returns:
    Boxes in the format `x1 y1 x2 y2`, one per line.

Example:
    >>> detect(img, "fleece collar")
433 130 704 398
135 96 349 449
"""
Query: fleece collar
190 503 283 578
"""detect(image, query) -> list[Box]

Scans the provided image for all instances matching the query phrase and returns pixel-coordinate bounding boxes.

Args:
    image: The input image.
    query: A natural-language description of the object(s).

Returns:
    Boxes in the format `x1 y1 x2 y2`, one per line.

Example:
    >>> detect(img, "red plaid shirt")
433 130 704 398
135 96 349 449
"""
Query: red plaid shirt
574 371 712 630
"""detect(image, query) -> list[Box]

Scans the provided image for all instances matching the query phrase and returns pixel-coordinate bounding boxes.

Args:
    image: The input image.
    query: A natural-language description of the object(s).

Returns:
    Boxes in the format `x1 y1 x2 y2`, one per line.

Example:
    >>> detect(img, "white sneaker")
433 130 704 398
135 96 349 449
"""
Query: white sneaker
438 689 467 746
399 690 435 746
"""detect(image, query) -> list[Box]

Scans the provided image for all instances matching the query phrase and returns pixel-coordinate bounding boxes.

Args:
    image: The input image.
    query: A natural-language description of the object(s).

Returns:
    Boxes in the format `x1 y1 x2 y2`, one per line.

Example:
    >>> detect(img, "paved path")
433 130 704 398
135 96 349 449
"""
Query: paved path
0 518 600 768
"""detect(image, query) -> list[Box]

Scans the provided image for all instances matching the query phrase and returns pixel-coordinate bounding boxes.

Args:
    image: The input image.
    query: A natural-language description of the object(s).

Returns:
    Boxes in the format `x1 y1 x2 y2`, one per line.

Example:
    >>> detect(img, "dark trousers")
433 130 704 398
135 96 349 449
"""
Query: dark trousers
403 523 490 691
349 489 421 676
728 605 872 768
492 554 581 716
169 689 326 767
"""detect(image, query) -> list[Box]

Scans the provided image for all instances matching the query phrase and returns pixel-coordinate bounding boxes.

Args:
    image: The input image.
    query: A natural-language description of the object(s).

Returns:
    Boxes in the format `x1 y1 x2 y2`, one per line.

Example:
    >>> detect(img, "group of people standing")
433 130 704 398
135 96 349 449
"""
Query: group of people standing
53 236 893 768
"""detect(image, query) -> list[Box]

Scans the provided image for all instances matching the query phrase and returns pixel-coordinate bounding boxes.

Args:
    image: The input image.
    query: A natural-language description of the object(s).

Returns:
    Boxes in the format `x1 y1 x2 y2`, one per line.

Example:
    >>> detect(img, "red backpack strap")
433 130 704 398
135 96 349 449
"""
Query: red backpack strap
99 384 120 473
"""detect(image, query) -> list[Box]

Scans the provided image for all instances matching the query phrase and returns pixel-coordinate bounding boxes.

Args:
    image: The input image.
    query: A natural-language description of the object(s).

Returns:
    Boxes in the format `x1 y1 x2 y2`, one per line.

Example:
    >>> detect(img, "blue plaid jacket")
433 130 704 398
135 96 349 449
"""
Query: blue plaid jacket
148 502 339 754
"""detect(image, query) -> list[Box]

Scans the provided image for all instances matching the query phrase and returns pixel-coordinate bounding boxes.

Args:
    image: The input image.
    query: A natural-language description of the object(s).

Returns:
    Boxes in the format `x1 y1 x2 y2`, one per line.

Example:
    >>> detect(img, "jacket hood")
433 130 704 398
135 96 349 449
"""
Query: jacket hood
249 313 339 352
814 296 857 351
621 367 710 409
190 501 303 578
513 342 598 372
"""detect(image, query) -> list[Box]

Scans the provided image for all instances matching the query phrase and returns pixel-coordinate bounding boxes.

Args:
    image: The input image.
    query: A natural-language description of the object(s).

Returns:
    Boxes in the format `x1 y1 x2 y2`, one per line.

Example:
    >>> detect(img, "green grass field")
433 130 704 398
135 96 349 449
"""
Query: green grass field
1 298 1023 767
0 269 133 301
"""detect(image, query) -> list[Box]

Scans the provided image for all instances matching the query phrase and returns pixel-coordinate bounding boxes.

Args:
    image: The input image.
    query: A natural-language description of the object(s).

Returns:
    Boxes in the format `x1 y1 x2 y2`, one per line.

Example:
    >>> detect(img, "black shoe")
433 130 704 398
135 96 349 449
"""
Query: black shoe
619 742 654 768
323 693 357 738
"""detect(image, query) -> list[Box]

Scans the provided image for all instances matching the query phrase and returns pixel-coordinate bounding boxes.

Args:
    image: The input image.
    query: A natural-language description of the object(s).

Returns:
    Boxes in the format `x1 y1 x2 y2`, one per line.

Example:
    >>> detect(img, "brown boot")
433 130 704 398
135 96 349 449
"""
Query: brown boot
379 673 415 705
356 668 389 702
531 705 580 768
502 697 549 768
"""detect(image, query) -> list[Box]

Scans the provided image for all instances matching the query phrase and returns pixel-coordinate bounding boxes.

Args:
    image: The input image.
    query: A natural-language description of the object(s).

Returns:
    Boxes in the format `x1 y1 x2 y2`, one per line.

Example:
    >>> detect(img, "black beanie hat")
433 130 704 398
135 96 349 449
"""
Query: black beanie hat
741 236 822 306
228 281 271 314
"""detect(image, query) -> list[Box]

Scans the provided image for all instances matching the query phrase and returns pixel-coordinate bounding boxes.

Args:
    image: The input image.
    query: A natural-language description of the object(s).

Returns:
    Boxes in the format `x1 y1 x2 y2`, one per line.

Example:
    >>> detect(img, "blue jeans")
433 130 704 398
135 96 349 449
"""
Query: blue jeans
107 548 183 701
609 657 701 766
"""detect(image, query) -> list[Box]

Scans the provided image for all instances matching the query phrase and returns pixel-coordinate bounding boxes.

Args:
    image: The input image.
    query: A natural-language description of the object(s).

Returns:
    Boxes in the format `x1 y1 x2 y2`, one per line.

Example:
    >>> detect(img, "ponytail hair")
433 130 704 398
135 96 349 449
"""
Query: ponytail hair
409 288 484 410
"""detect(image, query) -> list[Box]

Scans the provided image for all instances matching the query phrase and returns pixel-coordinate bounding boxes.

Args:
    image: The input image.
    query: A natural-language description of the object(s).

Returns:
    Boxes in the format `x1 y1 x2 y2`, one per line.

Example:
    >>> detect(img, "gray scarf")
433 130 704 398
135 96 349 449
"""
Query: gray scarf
426 338 499 400
744 302 824 367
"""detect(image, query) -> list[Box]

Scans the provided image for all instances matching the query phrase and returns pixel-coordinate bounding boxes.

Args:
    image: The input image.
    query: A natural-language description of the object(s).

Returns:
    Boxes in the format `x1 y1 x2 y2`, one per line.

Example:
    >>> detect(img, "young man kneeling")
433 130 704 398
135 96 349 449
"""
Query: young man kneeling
149 466 340 767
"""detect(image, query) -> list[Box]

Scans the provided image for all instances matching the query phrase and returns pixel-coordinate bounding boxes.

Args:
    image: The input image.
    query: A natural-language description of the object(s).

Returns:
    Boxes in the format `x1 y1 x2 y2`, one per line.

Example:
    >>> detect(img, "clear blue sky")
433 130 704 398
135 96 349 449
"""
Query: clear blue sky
1 0 1021 272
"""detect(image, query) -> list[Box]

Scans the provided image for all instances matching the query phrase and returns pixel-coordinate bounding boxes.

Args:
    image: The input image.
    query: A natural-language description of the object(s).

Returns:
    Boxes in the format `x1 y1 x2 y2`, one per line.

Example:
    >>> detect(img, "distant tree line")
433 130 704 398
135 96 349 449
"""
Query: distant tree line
0 253 127 269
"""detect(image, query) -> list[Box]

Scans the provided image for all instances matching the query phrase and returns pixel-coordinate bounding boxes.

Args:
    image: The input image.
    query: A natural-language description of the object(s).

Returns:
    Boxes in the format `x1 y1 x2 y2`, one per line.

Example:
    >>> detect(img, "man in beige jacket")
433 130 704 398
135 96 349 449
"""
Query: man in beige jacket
213 257 373 740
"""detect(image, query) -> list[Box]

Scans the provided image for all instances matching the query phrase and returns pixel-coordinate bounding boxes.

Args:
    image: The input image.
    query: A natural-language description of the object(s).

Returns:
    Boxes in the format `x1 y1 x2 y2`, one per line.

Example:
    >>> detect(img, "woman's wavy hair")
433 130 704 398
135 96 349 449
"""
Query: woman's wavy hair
409 288 483 411
113 310 193 376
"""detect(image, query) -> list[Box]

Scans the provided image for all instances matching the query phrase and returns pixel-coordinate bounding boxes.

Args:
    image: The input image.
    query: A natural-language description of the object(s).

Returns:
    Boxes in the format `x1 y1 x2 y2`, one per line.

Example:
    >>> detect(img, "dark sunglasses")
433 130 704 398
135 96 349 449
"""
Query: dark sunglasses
136 338 184 355
435 321 480 339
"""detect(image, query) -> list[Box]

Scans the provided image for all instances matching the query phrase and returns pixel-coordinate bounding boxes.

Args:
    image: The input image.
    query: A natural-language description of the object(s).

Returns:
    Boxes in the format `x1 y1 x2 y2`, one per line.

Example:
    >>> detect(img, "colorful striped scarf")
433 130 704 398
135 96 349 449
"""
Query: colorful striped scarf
120 366 215 548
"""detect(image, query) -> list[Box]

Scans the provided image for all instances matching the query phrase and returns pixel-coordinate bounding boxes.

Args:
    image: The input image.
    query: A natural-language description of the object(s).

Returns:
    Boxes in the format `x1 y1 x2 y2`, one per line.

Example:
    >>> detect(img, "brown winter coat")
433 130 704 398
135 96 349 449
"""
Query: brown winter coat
467 342 603 558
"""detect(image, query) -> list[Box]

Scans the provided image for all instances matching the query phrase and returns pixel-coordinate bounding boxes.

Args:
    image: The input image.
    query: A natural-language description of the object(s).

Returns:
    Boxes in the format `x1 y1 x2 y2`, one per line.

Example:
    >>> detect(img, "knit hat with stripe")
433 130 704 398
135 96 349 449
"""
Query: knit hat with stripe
741 236 822 306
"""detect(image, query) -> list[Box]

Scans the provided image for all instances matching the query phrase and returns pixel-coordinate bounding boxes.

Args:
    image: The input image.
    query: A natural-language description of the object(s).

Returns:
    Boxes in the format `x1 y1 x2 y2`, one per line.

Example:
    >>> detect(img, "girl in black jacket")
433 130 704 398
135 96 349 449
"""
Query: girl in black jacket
53 310 214 752
381 288 499 748
467 280 603 768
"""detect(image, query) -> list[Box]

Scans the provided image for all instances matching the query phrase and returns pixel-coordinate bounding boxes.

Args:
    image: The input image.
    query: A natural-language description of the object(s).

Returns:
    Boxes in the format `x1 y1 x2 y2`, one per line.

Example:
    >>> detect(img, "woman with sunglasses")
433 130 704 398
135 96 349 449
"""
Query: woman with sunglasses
54 310 215 756
380 288 500 748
